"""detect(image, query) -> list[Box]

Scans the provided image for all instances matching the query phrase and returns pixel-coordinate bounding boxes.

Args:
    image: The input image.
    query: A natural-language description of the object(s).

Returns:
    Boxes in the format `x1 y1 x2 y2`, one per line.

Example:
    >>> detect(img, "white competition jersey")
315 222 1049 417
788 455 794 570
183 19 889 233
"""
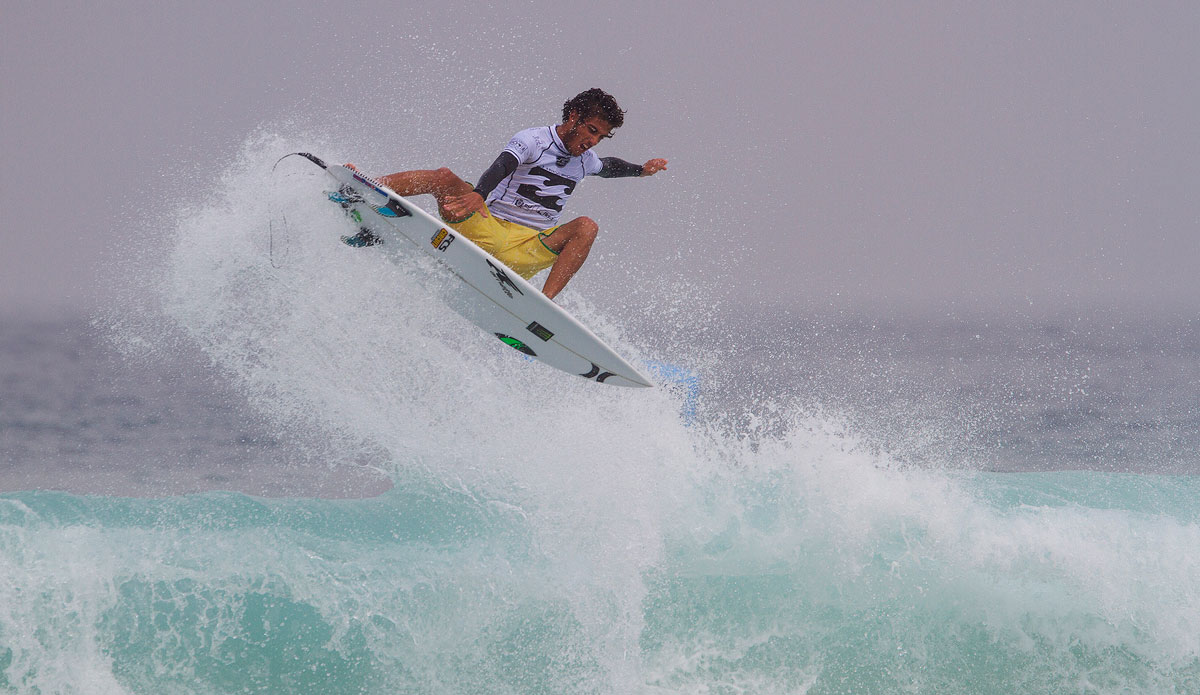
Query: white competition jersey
485 126 603 230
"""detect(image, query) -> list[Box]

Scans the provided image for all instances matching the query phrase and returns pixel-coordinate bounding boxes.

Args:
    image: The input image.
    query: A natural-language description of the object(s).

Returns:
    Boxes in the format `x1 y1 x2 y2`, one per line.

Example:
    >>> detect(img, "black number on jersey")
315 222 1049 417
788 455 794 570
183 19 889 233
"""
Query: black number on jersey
516 166 577 213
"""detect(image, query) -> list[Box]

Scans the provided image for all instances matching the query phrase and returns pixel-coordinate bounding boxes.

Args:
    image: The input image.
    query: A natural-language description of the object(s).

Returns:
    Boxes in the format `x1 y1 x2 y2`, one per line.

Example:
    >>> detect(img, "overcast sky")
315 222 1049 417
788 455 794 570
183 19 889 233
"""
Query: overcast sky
3 1 1197 319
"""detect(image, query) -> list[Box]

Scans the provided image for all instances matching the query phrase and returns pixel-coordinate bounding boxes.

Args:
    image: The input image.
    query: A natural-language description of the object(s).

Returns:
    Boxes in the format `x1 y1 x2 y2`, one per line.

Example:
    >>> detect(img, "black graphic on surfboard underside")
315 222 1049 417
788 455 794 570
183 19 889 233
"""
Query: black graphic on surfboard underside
580 363 615 383
486 258 524 299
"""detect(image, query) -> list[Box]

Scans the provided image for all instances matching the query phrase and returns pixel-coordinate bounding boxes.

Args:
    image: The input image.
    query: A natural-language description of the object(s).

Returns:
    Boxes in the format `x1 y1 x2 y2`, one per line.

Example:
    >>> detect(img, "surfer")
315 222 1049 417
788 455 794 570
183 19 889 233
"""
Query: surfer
344 88 667 300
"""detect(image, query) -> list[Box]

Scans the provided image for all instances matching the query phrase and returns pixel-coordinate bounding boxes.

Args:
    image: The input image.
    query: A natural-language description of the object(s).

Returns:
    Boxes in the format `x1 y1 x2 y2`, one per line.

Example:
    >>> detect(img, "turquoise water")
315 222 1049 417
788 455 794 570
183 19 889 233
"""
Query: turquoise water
3 137 1199 693
4 470 1199 693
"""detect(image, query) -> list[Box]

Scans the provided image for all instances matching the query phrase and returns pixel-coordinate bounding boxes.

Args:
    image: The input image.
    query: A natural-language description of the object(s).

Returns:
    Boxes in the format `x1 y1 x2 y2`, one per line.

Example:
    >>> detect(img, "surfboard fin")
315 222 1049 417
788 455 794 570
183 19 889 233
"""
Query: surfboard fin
328 185 365 208
341 228 383 247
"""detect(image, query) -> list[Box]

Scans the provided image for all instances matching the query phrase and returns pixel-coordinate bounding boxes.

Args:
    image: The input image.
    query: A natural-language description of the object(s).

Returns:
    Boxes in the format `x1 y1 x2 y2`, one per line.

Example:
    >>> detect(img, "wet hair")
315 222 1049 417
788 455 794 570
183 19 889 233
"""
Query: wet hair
562 88 625 129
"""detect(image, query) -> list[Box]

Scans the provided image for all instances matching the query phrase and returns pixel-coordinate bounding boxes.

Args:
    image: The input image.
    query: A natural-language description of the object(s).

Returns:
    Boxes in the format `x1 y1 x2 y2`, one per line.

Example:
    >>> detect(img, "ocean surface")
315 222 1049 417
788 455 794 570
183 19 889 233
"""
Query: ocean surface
2 139 1199 693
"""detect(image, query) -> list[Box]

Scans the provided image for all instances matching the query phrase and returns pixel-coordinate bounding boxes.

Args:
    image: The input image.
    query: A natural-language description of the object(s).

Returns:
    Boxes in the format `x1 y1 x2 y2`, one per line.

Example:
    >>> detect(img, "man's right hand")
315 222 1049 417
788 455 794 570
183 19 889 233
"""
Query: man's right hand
441 191 490 219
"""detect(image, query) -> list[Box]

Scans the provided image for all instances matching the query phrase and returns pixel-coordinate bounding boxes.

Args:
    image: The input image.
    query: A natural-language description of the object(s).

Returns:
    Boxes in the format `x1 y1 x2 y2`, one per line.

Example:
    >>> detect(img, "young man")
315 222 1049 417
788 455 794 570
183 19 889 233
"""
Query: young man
346 88 667 300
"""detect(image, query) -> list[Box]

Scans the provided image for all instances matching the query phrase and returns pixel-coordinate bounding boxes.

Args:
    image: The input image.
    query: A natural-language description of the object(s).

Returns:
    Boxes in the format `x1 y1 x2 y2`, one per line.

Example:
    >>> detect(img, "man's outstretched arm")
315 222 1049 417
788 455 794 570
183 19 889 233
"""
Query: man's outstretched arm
597 157 669 178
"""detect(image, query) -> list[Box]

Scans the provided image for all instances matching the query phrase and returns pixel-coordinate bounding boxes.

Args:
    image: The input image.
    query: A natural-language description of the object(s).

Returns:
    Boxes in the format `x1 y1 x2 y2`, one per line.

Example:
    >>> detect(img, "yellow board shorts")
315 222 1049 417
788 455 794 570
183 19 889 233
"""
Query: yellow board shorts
445 208 559 280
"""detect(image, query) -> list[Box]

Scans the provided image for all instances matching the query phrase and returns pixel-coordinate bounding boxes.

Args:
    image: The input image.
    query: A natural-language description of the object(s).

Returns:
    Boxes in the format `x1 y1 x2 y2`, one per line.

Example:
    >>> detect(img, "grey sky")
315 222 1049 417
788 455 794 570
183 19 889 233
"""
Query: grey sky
3 1 1197 318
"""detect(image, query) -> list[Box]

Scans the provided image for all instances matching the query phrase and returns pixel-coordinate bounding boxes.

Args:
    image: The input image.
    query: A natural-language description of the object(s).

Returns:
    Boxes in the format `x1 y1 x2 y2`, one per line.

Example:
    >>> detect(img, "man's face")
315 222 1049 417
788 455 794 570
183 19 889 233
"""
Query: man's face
560 112 614 156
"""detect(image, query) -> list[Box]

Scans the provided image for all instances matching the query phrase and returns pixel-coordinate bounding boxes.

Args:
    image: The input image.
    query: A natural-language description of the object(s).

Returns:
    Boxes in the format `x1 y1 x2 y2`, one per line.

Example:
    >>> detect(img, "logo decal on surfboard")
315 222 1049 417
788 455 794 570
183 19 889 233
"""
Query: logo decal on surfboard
486 258 524 298
351 172 388 196
374 199 412 218
580 363 615 383
431 229 454 252
496 334 536 356
526 321 554 341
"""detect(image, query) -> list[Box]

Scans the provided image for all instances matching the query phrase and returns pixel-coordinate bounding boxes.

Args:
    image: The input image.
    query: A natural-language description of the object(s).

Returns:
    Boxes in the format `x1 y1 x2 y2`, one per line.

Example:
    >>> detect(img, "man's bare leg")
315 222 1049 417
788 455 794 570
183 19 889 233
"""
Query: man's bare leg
376 168 473 219
540 216 599 300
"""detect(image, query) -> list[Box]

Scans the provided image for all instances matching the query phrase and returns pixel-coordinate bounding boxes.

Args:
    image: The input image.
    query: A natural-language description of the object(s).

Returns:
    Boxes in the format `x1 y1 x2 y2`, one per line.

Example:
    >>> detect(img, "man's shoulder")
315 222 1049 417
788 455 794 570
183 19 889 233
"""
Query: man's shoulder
505 126 555 157
512 125 553 139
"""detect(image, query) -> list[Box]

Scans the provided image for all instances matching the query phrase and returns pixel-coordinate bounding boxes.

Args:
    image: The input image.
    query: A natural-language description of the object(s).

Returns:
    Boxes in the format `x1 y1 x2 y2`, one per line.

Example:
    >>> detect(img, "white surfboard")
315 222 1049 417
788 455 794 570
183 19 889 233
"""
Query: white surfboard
284 153 652 388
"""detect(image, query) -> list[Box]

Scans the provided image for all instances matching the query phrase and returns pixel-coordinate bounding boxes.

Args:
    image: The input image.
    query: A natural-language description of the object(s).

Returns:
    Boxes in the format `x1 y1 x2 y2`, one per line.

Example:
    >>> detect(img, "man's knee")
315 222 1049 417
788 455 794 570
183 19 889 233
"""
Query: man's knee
569 216 599 242
428 167 474 198
432 167 460 187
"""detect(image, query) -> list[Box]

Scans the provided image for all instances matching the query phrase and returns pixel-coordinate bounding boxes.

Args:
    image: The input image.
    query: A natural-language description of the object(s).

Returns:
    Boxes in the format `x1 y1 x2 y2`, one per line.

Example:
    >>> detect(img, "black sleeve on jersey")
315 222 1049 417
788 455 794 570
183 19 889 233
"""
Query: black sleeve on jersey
596 157 644 178
472 151 520 199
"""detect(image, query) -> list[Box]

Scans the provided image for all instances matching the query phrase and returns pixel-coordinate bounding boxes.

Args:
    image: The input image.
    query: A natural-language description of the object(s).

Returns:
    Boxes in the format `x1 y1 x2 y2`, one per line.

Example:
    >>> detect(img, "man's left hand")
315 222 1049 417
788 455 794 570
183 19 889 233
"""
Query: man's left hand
641 158 668 176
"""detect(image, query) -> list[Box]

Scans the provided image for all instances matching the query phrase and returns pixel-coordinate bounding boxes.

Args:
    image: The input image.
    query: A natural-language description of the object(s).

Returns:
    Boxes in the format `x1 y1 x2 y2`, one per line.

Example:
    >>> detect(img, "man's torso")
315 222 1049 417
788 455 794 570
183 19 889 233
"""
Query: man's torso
485 126 602 230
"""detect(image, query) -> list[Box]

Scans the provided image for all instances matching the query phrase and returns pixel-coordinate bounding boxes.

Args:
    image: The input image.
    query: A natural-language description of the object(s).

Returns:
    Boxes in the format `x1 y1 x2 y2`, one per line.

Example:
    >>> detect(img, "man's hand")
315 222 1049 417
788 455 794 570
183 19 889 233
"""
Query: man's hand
641 158 668 176
441 191 490 219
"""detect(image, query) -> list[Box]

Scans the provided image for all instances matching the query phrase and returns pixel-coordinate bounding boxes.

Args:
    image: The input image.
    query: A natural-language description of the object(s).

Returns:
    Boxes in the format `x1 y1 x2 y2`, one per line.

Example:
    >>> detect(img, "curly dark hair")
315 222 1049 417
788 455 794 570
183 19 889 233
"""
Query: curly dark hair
562 88 625 129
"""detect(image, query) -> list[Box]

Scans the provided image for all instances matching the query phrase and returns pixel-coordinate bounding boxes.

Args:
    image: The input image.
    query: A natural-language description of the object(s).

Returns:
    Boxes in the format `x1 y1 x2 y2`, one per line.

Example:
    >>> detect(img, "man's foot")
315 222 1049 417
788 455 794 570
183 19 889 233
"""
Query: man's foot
341 228 383 247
